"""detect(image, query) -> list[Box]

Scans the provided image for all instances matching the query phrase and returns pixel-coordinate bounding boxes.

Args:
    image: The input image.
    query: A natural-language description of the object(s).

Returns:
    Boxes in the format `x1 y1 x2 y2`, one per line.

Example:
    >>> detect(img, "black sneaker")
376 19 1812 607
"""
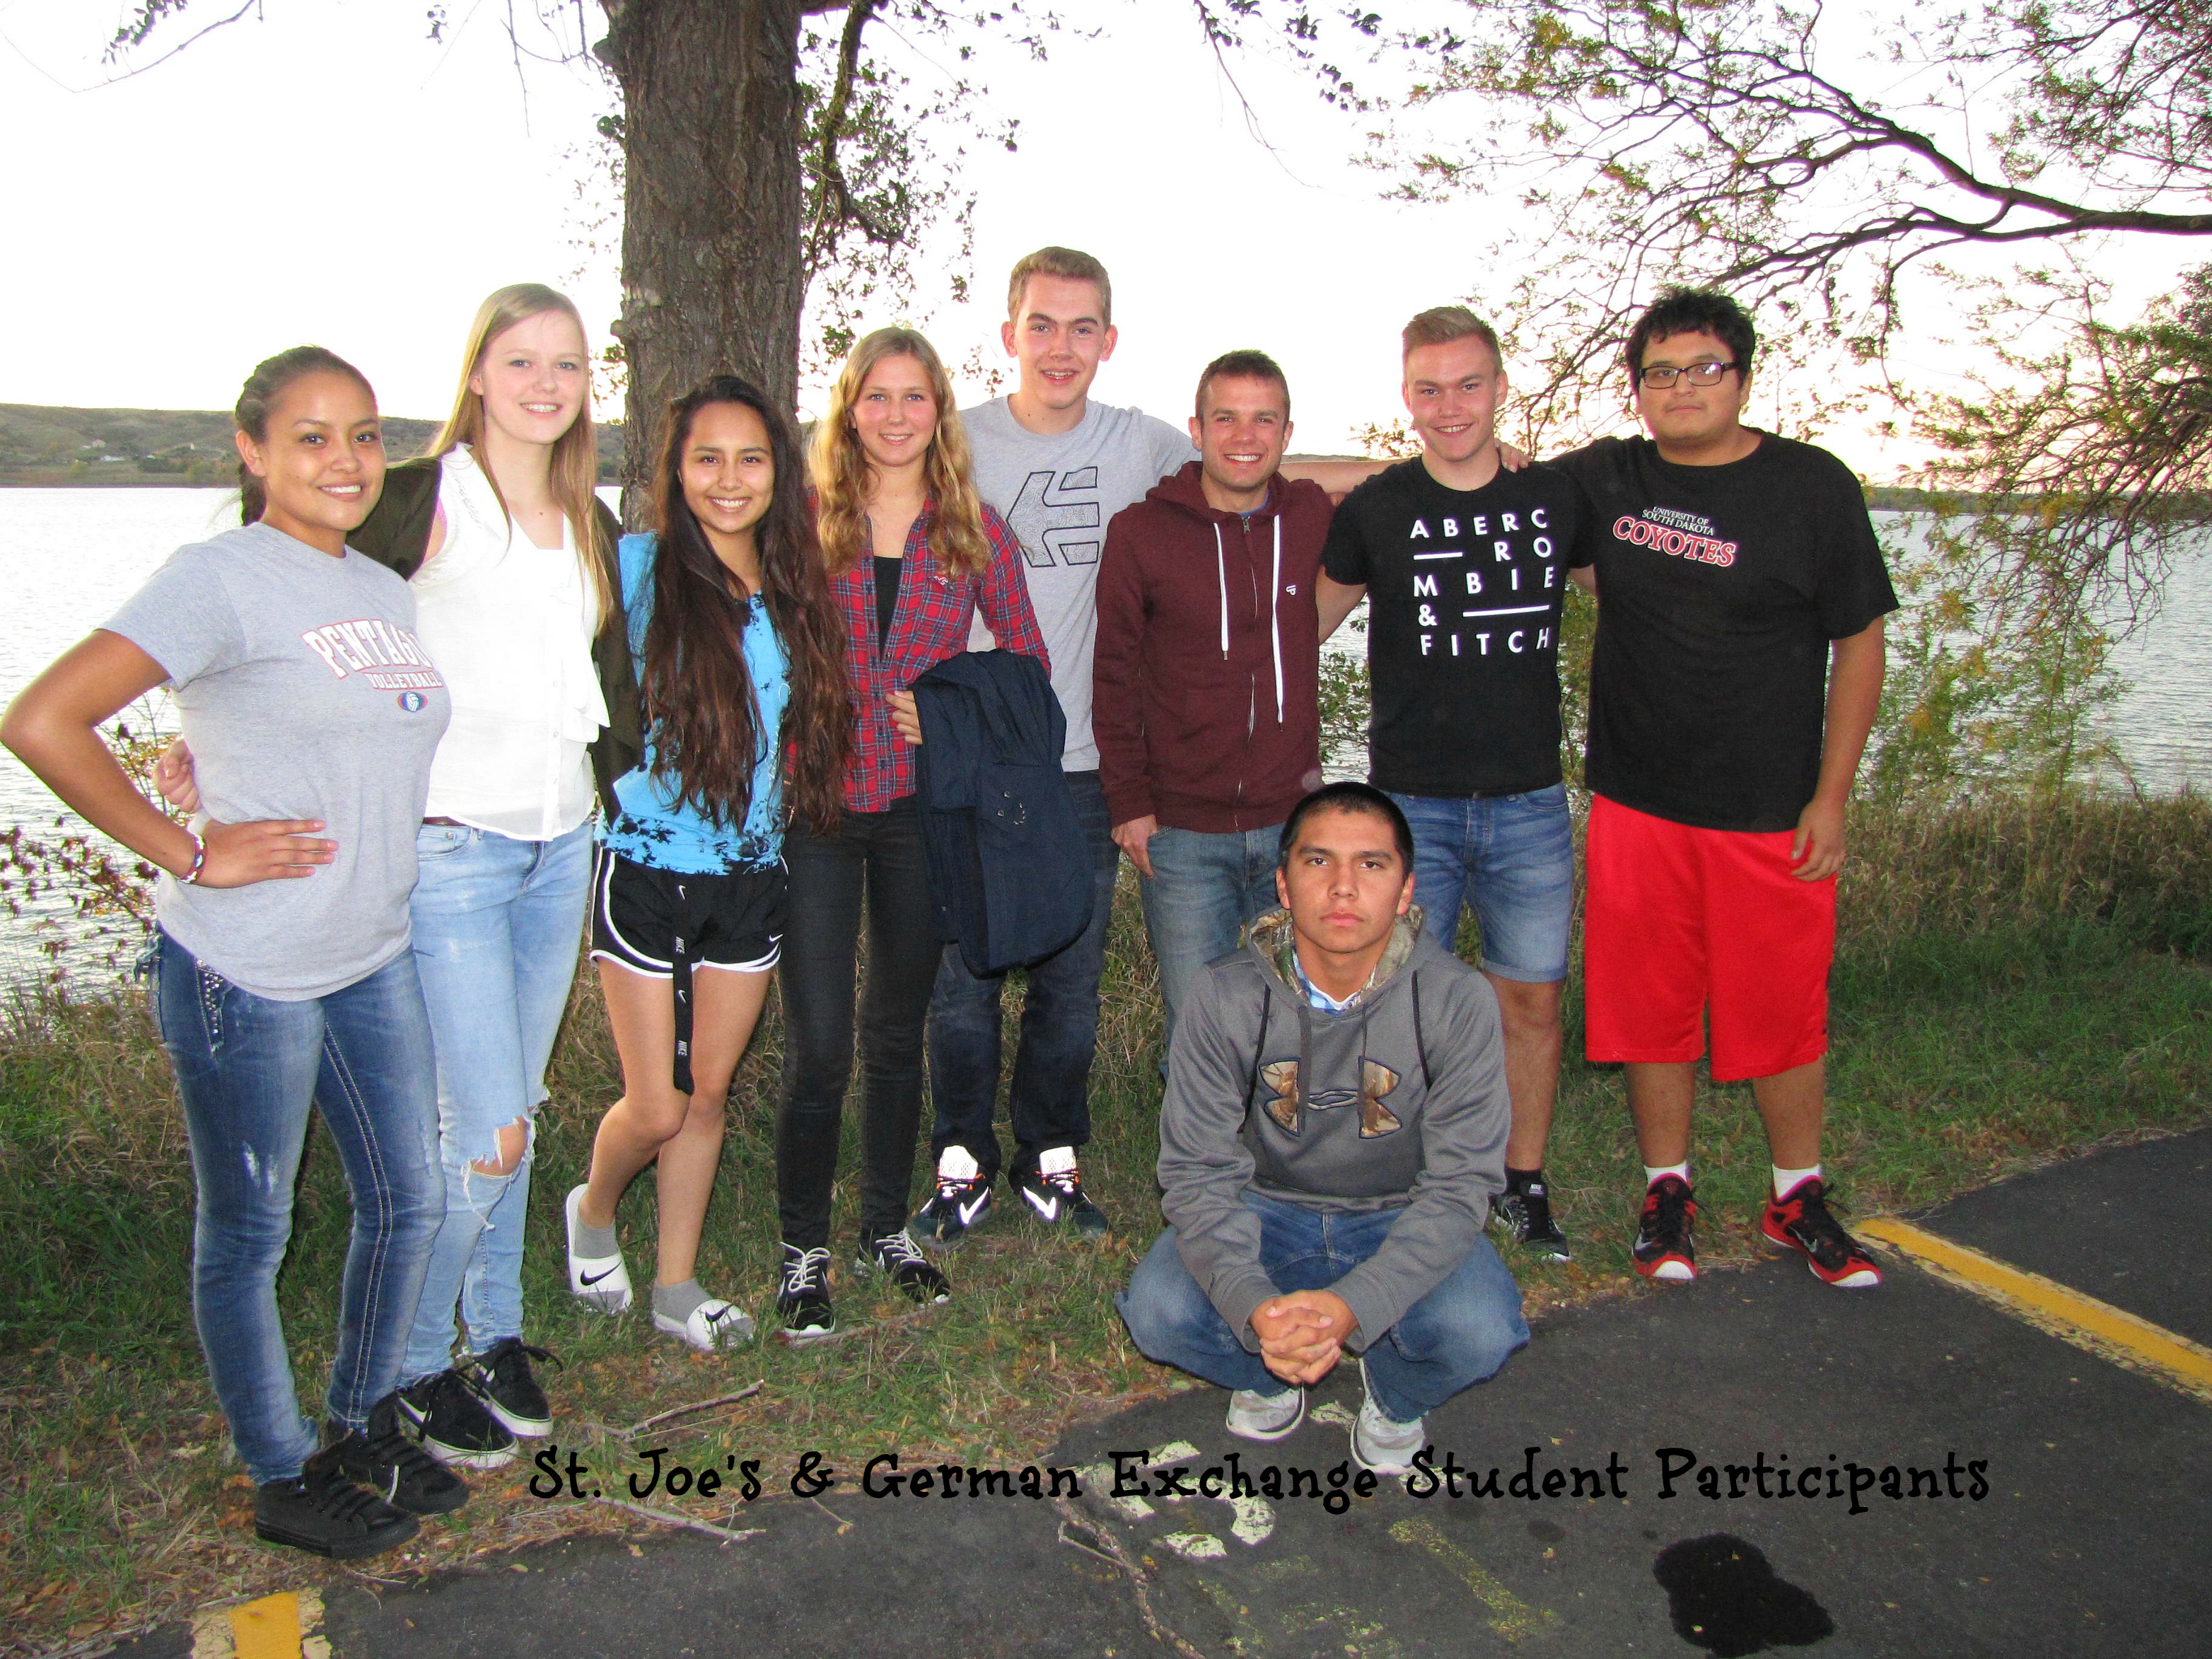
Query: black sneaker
856 1228 953 1305
465 1337 557 1437
396 1368 517 1469
911 1148 994 1250
254 1448 418 1559
328 1393 471 1514
776 1243 837 1344
1632 1175 1699 1283
1015 1150 1110 1238
1761 1178 1882 1288
1491 1181 1573 1261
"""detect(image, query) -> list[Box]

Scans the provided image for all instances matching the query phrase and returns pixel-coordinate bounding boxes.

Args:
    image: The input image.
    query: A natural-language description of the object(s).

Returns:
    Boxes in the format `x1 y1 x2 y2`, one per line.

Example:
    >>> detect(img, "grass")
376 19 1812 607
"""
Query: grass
1 793 2208 1650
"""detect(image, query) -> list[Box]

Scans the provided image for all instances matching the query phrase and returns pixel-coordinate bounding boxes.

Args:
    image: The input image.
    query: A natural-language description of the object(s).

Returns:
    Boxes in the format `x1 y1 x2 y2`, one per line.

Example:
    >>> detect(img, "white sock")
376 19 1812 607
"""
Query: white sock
1643 1161 1691 1189
1772 1163 1822 1199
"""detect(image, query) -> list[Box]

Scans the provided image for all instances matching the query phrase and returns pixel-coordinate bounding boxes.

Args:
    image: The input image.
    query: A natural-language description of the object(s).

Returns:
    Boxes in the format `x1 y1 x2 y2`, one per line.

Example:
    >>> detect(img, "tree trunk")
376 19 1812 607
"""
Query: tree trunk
598 0 810 525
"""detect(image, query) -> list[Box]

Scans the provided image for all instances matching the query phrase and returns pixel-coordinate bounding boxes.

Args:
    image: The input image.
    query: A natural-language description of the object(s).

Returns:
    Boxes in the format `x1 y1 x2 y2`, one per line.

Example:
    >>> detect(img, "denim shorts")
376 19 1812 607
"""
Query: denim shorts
1387 784 1573 982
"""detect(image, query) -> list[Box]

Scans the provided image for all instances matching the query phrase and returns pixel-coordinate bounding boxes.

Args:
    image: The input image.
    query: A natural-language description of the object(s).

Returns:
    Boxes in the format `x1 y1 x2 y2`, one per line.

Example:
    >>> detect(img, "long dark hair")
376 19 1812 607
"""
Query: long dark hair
235 345 373 525
642 376 850 834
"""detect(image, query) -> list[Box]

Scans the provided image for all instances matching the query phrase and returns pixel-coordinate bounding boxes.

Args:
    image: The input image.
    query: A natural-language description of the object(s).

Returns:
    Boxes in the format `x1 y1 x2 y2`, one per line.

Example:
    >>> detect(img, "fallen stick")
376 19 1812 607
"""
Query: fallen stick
596 1495 764 1546
585 1379 767 1440
1052 1496 1211 1659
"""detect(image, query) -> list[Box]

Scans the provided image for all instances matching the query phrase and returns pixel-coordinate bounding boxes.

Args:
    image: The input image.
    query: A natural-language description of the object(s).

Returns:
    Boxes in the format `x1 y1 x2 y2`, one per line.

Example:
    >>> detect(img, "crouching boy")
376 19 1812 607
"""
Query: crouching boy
1117 784 1528 1474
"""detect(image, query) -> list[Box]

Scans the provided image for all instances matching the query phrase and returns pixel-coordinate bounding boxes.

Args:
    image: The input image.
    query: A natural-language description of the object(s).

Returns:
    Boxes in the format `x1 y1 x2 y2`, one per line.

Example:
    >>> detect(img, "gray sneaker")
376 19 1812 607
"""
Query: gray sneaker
1349 1358 1425 1477
1224 1384 1305 1443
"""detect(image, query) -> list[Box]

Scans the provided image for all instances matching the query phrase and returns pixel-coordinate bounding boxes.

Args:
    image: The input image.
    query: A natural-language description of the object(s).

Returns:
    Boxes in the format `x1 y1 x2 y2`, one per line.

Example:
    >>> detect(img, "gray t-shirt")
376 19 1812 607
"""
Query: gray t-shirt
961 396 1194 770
105 522 451 1000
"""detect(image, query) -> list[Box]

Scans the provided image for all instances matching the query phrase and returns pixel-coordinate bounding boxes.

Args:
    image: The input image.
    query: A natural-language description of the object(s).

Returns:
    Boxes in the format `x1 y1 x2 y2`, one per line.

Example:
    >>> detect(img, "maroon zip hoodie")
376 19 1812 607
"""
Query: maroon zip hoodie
1093 462 1333 833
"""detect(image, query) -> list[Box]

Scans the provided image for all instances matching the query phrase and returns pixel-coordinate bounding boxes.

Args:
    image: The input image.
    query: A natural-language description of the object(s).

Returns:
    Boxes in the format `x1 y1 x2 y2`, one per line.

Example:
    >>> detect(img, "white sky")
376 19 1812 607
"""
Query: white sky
0 0 2195 478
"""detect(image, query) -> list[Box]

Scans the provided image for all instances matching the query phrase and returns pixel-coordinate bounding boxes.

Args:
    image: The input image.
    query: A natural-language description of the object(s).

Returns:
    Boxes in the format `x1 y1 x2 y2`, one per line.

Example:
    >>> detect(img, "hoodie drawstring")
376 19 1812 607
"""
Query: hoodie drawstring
1214 522 1230 660
1218 513 1286 726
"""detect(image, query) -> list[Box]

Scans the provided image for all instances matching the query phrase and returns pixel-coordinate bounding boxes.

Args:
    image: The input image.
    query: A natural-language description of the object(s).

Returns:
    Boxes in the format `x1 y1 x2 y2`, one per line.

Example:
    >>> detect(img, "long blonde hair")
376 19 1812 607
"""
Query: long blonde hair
429 283 613 625
810 327 993 578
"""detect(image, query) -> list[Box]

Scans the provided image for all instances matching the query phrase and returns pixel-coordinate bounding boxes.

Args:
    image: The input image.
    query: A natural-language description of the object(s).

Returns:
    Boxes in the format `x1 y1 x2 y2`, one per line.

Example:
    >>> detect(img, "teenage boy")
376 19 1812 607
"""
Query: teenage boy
914 247 1196 1247
1313 308 1582 1260
1552 286 1895 1288
1093 349 1334 1047
1117 784 1528 1474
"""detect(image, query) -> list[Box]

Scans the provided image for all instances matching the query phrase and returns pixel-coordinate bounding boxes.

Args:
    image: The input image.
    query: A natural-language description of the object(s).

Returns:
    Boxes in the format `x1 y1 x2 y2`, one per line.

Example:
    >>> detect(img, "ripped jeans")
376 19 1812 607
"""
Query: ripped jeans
399 819 592 1384
147 931 443 1484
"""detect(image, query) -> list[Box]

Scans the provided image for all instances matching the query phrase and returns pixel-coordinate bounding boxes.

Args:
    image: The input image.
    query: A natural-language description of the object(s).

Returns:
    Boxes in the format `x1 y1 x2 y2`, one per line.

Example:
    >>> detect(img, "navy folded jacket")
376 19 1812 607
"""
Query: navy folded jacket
912 650 1094 975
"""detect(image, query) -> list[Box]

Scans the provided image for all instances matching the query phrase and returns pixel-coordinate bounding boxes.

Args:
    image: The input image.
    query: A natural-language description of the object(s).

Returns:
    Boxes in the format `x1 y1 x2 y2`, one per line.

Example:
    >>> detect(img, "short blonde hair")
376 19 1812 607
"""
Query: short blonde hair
1006 247 1112 327
1401 305 1501 371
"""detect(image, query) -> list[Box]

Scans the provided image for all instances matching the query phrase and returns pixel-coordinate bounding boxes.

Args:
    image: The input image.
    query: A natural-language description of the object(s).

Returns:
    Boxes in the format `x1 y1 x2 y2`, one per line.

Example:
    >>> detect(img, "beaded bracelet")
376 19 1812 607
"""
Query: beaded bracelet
177 833 207 886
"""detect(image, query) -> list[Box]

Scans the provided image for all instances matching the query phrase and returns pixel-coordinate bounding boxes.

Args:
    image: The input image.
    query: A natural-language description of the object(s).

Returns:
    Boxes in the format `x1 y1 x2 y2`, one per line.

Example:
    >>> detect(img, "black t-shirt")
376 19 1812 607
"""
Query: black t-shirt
1553 432 1898 832
873 554 902 649
1321 458 1583 796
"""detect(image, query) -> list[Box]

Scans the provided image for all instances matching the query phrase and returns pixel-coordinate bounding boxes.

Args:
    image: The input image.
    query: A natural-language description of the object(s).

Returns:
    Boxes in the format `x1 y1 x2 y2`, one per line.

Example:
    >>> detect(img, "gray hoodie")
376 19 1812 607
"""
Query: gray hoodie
1158 908 1511 1353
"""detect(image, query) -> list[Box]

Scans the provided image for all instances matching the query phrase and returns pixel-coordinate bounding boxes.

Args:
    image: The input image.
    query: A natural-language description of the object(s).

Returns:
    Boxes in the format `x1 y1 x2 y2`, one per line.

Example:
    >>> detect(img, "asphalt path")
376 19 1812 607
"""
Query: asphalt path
117 1130 2212 1658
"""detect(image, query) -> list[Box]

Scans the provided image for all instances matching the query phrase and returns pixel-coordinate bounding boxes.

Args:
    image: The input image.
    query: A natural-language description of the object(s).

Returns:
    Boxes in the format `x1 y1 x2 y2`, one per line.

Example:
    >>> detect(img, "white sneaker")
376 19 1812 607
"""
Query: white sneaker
1349 1357 1426 1476
1225 1384 1305 1443
565 1185 632 1313
653 1297 755 1353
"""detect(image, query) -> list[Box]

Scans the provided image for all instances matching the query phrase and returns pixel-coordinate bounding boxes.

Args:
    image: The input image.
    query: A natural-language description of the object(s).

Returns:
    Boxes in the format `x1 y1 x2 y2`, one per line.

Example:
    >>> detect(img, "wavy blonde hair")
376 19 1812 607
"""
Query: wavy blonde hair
810 327 993 578
428 282 613 625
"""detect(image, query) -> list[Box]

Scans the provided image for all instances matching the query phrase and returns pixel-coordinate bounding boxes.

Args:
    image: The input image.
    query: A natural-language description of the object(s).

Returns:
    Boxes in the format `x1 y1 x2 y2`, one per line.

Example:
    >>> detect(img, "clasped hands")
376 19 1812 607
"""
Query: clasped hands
1249 1289 1357 1387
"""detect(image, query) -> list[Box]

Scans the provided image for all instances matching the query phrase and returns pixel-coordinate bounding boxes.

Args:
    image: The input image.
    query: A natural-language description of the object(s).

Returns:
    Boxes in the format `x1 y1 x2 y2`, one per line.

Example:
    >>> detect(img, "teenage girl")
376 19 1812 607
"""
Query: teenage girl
774 327 1048 1340
164 287 629 1467
563 375 849 1347
1 348 463 1559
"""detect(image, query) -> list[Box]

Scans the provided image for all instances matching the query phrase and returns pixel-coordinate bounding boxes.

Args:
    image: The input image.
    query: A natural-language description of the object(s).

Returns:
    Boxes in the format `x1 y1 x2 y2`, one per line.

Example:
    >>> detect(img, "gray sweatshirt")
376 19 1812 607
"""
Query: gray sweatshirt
1157 909 1510 1351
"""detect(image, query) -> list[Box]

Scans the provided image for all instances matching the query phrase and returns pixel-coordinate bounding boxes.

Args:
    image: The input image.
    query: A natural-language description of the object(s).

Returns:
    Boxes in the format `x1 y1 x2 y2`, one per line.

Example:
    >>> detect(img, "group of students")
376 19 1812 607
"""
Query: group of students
0 247 1898 1561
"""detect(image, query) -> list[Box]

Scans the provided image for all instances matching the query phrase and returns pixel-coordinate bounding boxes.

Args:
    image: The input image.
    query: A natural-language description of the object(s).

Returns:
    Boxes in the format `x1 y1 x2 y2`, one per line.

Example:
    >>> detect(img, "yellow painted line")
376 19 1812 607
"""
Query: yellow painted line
1858 1217 2212 1393
228 1593 301 1659
1390 1518 1556 1643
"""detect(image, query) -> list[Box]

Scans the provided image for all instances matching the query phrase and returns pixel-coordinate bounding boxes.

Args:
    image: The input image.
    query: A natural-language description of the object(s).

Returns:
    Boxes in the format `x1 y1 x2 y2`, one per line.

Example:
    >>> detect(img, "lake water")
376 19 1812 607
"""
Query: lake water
1 489 2207 982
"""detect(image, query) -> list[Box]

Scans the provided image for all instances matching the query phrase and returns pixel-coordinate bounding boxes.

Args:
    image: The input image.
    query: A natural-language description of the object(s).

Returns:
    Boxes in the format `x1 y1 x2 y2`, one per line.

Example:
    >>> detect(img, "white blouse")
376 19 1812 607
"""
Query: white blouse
413 446 607 839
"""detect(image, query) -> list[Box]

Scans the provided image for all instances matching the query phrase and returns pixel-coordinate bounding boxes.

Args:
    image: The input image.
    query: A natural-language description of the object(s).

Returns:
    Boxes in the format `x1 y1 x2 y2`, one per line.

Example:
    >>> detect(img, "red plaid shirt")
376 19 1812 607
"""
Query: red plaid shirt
837 500 1049 811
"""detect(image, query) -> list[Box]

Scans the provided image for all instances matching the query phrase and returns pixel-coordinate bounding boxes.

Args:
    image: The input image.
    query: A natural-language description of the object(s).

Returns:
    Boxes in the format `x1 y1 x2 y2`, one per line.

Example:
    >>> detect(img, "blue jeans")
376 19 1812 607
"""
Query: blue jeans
928 769 1116 1181
1117 1190 1529 1423
400 820 592 1382
147 930 443 1485
1138 823 1282 1050
1389 784 1574 983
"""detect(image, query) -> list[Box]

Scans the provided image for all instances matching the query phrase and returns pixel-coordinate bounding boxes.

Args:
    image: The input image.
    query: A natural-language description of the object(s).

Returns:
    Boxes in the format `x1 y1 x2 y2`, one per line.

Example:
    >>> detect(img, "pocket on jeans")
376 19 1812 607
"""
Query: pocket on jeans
417 825 474 858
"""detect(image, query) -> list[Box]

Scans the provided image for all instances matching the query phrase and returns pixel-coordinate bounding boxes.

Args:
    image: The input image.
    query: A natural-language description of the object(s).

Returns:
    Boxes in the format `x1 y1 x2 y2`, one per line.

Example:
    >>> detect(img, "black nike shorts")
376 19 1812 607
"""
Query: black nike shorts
588 846 786 978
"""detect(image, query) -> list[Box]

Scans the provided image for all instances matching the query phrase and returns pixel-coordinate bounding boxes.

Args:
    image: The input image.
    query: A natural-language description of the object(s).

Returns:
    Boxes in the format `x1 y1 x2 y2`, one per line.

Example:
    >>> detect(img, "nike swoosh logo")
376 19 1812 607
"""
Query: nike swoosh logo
580 1267 620 1287
958 1194 989 1226
1025 1190 1060 1221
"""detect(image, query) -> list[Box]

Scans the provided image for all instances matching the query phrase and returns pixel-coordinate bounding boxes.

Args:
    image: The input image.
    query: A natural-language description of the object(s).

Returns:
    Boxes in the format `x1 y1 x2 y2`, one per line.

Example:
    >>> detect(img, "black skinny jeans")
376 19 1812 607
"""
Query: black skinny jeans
776 796 941 1247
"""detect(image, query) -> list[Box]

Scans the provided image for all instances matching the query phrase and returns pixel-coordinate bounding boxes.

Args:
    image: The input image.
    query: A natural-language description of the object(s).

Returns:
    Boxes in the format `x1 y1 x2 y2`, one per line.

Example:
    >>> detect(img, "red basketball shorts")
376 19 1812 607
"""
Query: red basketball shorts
1583 794 1835 1083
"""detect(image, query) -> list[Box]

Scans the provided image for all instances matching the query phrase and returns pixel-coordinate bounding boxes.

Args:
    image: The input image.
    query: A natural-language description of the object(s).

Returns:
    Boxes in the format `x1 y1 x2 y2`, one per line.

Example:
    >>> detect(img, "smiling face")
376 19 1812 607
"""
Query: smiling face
1632 327 1751 455
680 400 774 561
1276 806 1416 971
469 307 589 451
1191 374 1292 502
1402 334 1507 469
1002 274 1117 415
850 353 940 479
233 370 384 554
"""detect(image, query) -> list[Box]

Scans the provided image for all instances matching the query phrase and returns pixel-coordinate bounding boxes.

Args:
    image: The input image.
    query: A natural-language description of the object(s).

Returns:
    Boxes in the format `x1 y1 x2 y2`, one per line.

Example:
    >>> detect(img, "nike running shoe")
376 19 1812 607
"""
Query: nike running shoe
1015 1146 1110 1238
912 1146 994 1250
1633 1175 1699 1282
1761 1177 1883 1288
1490 1180 1572 1260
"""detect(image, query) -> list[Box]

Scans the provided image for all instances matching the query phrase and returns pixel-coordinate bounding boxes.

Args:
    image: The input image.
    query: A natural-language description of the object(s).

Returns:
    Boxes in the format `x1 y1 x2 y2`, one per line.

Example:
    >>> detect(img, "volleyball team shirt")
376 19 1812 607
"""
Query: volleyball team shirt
1321 457 1584 797
1553 432 1898 833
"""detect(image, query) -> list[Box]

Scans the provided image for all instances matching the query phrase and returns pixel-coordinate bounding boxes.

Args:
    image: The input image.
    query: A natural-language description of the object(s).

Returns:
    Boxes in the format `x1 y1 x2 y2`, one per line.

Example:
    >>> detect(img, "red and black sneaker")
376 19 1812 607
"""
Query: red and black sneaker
1762 1177 1882 1288
1632 1175 1699 1281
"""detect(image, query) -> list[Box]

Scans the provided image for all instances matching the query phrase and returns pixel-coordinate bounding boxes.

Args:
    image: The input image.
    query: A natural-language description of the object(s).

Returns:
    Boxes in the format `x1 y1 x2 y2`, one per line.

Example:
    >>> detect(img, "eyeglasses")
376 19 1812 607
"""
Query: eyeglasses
1636 361 1740 390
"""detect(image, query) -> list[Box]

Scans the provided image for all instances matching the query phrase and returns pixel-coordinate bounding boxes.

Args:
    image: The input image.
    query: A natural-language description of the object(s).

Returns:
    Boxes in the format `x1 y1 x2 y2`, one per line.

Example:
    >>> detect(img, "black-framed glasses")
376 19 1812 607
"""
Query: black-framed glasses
1637 361 1740 389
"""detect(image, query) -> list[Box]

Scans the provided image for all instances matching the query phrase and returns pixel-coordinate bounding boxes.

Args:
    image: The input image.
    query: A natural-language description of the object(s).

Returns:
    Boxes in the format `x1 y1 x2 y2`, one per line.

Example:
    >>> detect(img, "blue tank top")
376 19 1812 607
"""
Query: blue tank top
599 532 789 875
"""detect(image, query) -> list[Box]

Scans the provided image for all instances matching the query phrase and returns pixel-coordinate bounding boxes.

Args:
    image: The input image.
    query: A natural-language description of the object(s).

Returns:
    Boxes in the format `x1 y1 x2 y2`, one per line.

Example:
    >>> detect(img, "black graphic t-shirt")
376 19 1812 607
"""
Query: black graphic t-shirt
1553 433 1898 832
1322 458 1583 796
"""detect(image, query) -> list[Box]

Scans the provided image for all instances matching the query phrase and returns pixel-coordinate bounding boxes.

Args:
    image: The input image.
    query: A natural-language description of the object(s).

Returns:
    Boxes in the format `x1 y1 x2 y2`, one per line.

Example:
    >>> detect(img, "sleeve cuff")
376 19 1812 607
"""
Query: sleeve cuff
1214 1271 1281 1354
